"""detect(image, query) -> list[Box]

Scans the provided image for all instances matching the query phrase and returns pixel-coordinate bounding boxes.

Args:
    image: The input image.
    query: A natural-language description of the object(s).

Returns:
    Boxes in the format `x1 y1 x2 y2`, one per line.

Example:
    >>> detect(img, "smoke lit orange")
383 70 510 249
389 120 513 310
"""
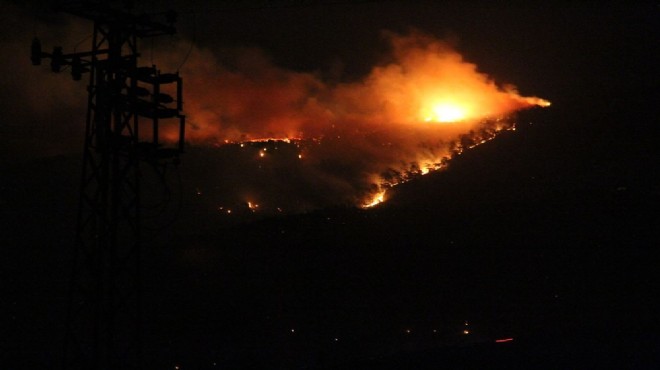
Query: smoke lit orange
163 30 550 211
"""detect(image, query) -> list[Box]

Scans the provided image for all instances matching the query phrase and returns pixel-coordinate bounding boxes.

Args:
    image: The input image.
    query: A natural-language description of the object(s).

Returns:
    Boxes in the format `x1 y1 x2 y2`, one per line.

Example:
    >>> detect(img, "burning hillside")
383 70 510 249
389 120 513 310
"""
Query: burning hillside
160 30 549 213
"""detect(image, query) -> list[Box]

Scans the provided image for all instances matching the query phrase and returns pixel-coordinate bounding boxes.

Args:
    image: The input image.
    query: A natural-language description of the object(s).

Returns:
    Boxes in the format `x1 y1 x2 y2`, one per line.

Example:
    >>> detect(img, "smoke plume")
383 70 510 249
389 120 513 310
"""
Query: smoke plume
158 30 548 212
1 1 549 212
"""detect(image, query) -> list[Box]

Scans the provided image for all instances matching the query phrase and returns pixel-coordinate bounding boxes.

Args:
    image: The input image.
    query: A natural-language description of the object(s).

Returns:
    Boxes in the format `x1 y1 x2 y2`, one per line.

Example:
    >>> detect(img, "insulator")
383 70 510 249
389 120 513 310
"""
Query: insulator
134 99 179 118
134 87 150 97
51 46 63 73
155 73 178 84
31 38 42 66
135 66 156 81
154 93 174 104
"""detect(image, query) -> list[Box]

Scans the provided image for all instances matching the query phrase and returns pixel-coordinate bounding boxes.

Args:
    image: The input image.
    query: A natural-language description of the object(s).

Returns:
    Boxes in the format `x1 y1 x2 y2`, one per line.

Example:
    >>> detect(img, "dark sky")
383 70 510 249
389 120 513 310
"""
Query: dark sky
1 1 659 369
167 0 656 97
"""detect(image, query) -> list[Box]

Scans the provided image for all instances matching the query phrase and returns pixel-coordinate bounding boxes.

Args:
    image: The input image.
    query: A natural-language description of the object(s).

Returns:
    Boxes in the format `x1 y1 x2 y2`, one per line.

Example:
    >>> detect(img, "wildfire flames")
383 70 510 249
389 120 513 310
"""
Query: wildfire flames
161 30 549 213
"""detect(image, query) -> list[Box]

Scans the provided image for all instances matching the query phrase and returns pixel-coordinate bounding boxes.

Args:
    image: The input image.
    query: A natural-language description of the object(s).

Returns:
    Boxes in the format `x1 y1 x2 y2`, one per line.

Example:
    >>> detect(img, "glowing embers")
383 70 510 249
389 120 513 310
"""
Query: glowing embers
204 138 313 217
362 189 386 208
233 138 306 160
206 116 522 213
247 201 260 212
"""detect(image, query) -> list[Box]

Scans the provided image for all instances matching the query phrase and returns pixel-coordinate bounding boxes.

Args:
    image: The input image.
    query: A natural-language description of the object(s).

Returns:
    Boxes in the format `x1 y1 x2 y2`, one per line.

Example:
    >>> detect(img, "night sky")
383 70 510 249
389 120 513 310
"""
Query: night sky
1 1 659 369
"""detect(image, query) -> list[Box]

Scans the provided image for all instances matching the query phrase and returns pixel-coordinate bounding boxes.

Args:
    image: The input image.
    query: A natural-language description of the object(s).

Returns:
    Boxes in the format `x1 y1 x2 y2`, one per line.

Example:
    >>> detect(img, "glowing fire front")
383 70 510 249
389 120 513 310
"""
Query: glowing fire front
169 30 549 213
363 189 387 208
360 117 518 208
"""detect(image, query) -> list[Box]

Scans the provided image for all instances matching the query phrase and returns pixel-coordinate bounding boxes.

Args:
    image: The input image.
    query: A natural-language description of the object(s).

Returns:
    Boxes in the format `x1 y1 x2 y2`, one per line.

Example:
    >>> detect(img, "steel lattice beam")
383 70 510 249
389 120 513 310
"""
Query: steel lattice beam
32 2 185 369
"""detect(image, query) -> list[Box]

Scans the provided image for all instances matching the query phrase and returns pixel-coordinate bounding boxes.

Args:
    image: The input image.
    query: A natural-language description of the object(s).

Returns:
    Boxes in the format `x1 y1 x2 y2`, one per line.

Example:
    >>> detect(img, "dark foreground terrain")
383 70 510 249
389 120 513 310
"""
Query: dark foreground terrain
3 89 659 369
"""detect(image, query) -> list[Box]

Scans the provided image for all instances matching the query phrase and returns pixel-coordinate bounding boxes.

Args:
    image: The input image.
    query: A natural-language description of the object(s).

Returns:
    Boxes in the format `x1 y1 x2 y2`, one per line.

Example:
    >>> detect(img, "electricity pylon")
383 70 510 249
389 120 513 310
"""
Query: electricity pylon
31 1 185 369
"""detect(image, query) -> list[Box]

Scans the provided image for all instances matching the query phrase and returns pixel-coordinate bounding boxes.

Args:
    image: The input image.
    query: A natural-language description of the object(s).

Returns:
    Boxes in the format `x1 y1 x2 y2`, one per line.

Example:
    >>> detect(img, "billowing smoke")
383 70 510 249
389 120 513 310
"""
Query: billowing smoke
156 30 549 212
164 30 548 142
2 1 549 213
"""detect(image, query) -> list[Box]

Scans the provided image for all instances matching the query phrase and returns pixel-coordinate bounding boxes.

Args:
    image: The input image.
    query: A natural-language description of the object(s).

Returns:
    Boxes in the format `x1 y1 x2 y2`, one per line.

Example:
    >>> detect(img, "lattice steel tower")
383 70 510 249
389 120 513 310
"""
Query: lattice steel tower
31 1 185 369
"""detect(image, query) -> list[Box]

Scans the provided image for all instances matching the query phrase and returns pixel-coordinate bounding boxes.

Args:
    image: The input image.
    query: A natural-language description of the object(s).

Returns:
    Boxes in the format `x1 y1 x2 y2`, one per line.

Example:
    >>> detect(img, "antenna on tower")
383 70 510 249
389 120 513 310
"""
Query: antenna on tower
31 1 186 369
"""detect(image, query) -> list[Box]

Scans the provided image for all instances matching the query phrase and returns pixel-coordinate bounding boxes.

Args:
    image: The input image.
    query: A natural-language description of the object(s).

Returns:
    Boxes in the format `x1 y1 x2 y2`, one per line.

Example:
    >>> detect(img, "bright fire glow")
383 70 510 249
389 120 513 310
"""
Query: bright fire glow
363 190 386 208
167 30 550 212
424 103 468 123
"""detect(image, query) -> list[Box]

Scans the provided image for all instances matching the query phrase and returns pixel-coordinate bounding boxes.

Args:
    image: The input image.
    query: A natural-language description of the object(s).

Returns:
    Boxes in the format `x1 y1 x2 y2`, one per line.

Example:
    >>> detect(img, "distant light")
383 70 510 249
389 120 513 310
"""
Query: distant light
463 329 470 335
405 329 411 334
334 337 339 342
495 338 514 343
290 329 295 333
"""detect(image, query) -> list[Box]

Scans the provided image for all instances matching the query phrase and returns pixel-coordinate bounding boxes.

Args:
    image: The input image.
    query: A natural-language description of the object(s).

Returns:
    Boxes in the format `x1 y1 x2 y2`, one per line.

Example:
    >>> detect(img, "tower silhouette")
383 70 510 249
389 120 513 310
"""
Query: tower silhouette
31 1 185 368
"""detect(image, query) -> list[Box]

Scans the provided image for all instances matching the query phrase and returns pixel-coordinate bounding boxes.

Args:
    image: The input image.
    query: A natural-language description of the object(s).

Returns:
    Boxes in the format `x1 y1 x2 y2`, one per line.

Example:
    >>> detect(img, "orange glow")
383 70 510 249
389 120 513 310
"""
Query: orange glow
495 338 514 343
173 30 549 142
164 30 550 210
247 201 259 211
362 189 386 208
423 102 468 123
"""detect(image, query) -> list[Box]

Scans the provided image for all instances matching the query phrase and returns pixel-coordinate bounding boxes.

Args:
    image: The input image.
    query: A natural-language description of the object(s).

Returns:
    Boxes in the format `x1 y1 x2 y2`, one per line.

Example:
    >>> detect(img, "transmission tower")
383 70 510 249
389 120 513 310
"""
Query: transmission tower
31 1 185 369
